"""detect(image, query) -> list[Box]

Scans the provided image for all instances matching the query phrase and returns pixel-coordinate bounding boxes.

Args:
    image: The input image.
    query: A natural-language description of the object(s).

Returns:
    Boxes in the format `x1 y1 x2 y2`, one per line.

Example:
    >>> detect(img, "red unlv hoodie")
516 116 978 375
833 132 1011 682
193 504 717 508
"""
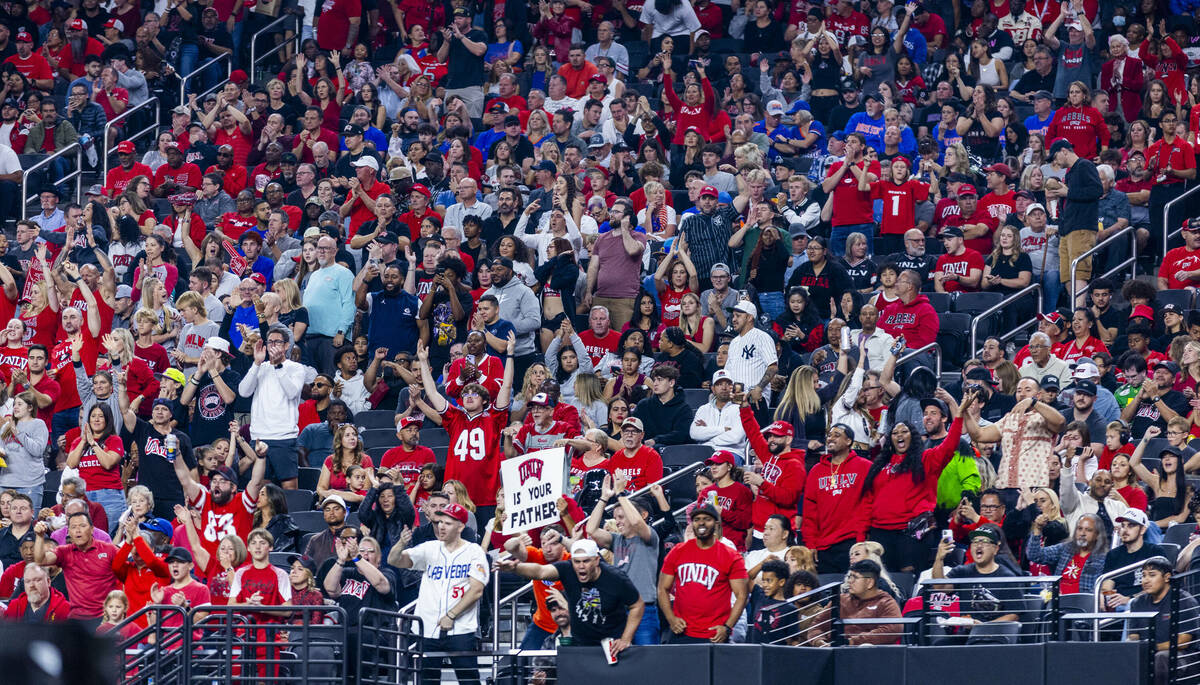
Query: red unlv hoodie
801 452 873 550
700 481 755 551
878 294 939 350
740 406 806 532
3 587 73 622
867 417 963 529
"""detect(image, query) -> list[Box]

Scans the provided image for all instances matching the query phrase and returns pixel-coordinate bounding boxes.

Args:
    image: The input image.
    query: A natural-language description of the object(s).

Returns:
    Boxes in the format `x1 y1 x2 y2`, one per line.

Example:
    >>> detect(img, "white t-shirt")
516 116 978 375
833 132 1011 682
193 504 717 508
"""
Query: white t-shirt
0 143 20 175
407 539 491 638
724 327 779 389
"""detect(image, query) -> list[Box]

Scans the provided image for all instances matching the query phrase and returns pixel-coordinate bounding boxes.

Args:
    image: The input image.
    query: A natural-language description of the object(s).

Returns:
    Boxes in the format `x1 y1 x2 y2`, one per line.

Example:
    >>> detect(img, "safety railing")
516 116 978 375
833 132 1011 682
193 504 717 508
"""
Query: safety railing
1090 558 1149 641
187 604 346 683
1069 223 1137 307
250 14 302 83
1058 611 1159 684
897 341 942 378
766 581 841 646
115 604 189 685
1170 567 1200 684
916 575 1062 645
493 570 536 652
100 96 161 185
1163 183 1200 258
969 282 1042 358
358 607 423 685
180 52 232 105
20 142 82 219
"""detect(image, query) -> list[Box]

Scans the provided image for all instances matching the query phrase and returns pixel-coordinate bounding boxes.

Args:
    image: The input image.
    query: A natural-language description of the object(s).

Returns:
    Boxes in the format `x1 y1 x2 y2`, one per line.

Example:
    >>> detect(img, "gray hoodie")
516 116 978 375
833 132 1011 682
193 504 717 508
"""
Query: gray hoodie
487 277 541 358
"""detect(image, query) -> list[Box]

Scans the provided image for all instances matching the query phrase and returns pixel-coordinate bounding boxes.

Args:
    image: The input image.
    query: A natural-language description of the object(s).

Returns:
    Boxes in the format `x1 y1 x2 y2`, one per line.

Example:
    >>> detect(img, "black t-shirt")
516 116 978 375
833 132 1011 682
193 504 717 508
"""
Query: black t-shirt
885 252 939 284
551 560 640 646
945 562 1022 622
187 367 242 447
984 252 1032 295
839 257 877 292
961 108 1003 162
1102 543 1166 598
121 419 196 513
655 347 705 389
444 29 488 89
1129 589 1200 644
787 261 852 320
1129 390 1191 441
331 563 398 625
425 285 473 370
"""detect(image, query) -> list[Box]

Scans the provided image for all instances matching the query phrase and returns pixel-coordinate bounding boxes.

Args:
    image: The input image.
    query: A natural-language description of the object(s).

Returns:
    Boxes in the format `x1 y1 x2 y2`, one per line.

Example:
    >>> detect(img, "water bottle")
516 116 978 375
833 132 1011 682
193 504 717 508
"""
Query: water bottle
164 433 178 463
79 133 97 167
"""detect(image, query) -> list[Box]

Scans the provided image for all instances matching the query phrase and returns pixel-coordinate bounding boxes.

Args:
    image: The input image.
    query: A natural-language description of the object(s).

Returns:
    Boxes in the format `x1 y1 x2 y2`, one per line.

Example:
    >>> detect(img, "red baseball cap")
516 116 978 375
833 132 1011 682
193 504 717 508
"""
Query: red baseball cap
398 416 423 430
439 503 470 524
762 421 794 437
230 69 249 84
116 141 136 154
699 185 719 198
15 30 33 43
411 183 432 199
1130 304 1155 320
68 19 86 31
250 272 266 285
705 450 737 466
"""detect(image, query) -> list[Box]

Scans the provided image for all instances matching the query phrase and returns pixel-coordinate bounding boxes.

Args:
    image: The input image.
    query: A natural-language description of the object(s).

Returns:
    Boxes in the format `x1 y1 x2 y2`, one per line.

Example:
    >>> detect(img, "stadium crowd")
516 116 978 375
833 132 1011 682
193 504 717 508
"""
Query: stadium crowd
4 0 1200 680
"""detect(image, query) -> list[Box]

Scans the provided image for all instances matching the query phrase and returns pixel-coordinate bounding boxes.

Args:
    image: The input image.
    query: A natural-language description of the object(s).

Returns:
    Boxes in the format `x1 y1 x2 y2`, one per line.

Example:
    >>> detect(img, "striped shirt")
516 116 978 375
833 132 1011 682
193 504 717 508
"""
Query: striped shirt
724 327 778 389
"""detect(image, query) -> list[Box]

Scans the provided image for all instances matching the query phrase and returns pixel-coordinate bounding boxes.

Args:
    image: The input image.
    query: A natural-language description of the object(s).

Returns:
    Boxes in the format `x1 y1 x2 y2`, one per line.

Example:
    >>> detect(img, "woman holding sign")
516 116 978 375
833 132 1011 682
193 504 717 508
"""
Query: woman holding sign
415 332 516 529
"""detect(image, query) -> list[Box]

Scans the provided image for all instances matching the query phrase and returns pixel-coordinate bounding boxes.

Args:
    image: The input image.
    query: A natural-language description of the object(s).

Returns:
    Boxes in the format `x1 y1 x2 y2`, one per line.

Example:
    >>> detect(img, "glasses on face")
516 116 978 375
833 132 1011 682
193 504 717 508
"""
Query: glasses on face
461 391 480 399
980 503 1003 510
317 246 334 252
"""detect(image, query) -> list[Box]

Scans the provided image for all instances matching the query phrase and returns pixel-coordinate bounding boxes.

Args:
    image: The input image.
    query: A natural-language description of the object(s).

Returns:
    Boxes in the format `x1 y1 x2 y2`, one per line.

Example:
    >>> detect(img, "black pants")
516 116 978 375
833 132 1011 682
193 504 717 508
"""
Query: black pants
421 633 480 685
816 538 856 574
868 527 935 573
666 632 711 644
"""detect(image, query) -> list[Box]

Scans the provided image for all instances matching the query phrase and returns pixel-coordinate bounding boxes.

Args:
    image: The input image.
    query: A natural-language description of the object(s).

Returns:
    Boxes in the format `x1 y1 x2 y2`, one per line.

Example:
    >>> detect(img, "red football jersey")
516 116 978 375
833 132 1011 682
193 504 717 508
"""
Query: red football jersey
442 404 511 506
191 487 257 556
514 420 578 455
578 329 620 368
607 445 663 492
661 539 748 639
870 179 929 235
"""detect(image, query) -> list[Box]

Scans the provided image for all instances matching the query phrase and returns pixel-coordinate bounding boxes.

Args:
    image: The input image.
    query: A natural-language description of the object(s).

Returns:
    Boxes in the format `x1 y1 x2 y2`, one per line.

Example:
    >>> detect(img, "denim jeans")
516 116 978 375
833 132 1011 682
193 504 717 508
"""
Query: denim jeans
8 485 42 509
759 291 785 321
88 488 127 535
178 43 200 86
1040 271 1062 312
830 223 874 257
519 623 554 651
50 408 79 459
633 603 660 645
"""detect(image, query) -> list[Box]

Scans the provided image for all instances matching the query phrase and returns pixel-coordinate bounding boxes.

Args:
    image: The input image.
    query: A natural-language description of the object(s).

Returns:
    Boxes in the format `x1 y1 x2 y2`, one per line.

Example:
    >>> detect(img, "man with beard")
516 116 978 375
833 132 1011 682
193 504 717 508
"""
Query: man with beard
2 562 72 622
1027 513 1109 594
739 395 806 546
24 101 77 185
178 338 240 449
66 23 103 80
689 369 746 452
481 187 521 247
302 235 356 372
379 416 435 488
105 140 151 197
174 447 266 574
931 526 1021 629
497 537 642 651
657 503 748 644
306 495 351 570
803 424 872 572
357 262 420 358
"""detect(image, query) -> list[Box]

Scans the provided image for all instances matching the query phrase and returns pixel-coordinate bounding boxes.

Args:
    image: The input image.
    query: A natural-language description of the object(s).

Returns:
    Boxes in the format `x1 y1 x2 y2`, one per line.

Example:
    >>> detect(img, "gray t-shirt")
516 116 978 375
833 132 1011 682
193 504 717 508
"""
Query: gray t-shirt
703 170 739 195
0 419 49 489
179 320 220 379
610 528 660 602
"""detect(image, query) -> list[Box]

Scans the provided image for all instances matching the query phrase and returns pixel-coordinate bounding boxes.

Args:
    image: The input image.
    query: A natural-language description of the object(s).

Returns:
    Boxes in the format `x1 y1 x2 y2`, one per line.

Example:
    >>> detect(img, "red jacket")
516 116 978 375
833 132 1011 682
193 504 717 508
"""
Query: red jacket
662 73 716 145
111 537 170 626
3 587 72 622
801 453 873 550
878 294 939 351
699 481 755 551
1046 105 1109 161
866 417 963 529
740 406 806 532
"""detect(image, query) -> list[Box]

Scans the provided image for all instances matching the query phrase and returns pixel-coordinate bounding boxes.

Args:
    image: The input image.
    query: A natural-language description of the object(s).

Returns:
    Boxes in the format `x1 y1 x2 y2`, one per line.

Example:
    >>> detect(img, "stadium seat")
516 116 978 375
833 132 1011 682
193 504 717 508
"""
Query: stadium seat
818 573 846 588
362 428 400 449
283 489 315 513
925 292 953 313
357 410 396 430
420 428 450 448
683 388 711 410
889 571 915 599
951 292 1005 317
1160 542 1180 564
292 511 328 532
366 446 392 463
1157 289 1195 312
1164 523 1197 548
965 620 1020 644
671 189 693 213
662 443 715 467
298 467 321 492
936 312 972 369
269 551 294 569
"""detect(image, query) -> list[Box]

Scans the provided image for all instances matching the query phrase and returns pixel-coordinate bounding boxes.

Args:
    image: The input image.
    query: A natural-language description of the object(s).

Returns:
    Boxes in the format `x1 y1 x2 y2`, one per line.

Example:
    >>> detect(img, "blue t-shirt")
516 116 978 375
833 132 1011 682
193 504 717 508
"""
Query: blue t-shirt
902 28 928 64
1024 111 1055 137
485 318 516 355
843 111 886 152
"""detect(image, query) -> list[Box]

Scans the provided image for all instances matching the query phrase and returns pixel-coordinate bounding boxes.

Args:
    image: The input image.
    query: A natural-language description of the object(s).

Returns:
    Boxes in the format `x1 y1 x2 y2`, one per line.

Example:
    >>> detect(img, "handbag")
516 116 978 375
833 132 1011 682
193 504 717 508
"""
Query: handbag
905 511 936 541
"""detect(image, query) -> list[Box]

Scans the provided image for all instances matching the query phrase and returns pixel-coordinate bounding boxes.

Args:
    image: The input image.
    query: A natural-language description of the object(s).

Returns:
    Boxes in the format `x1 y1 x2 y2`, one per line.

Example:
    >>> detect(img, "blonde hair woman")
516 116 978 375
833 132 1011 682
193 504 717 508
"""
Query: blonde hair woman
510 362 549 422
574 373 608 429
847 541 904 598
271 278 309 345
676 292 715 353
775 366 823 451
442 479 479 531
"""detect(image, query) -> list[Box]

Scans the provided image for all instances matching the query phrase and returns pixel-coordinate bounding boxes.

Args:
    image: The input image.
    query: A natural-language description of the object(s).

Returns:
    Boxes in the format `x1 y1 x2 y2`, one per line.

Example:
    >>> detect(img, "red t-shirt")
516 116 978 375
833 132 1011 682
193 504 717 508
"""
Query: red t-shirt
607 445 663 492
934 249 985 293
578 329 620 368
1059 551 1089 595
442 404 510 506
64 288 114 335
380 445 436 487
153 162 203 190
219 213 260 242
316 0 363 51
826 10 870 44
0 345 28 382
53 540 122 618
979 190 1016 224
105 163 153 197
321 455 376 490
213 126 253 168
659 286 691 328
871 179 929 235
50 332 99 413
231 563 291 619
1057 336 1109 365
21 306 59 348
1146 137 1196 186
4 53 52 81
345 179 390 237
661 539 748 638
93 87 129 120
827 160 882 226
1159 246 1200 289
207 163 249 197
72 434 126 491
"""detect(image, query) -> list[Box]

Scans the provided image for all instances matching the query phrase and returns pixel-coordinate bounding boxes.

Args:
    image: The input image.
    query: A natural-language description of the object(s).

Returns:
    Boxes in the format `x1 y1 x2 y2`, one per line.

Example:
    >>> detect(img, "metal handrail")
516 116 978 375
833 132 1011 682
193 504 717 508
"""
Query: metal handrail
605 460 706 514
968 282 1043 358
1163 183 1200 258
897 341 941 377
20 143 82 219
180 52 232 104
100 96 161 185
1069 223 1138 306
1090 558 1151 640
250 14 301 82
494 575 537 652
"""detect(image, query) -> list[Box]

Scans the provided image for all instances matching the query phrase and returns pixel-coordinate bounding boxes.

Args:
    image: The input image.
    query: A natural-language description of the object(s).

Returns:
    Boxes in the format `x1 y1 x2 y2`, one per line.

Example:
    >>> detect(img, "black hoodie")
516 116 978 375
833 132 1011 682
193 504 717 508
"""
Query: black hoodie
631 391 695 446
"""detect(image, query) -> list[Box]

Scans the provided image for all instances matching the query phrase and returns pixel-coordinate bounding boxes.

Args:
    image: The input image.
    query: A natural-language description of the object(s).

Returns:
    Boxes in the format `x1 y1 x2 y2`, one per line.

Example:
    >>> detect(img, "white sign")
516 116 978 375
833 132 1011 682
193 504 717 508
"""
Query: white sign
500 447 566 534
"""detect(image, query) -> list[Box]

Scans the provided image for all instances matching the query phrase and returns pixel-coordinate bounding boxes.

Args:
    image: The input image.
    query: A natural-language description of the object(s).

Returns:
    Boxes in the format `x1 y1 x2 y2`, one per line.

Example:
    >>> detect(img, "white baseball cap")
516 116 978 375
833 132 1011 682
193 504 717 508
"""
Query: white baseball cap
352 156 380 171
733 301 758 318
711 369 733 385
570 539 600 558
1073 361 1100 379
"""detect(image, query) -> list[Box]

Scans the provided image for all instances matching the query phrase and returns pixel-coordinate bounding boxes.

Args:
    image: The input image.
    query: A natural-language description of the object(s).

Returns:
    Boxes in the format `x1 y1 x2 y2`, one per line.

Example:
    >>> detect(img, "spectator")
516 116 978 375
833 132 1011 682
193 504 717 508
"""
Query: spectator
1026 512 1109 594
807 558 902 645
2 563 72 622
1127 556 1199 685
1100 508 1166 610
304 495 351 569
631 364 694 447
803 423 873 573
32 512 121 624
301 235 356 372
238 324 306 488
689 370 747 451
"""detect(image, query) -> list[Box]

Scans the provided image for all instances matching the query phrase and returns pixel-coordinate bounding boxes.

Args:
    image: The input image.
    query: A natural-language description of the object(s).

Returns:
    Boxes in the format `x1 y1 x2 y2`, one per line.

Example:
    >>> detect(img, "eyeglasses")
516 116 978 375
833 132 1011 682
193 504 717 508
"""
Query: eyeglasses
980 503 1004 510
461 391 480 398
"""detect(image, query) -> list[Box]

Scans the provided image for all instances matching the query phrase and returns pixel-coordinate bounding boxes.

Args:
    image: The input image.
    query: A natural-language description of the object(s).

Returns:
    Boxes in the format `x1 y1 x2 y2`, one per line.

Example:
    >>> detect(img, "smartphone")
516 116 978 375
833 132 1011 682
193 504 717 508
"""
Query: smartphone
941 529 954 545
734 383 745 394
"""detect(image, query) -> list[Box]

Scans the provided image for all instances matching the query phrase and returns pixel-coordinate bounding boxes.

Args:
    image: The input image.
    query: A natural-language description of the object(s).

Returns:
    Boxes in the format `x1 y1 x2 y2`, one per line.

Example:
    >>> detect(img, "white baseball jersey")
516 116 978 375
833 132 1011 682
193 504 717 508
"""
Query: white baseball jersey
407 539 491 638
724 327 778 389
